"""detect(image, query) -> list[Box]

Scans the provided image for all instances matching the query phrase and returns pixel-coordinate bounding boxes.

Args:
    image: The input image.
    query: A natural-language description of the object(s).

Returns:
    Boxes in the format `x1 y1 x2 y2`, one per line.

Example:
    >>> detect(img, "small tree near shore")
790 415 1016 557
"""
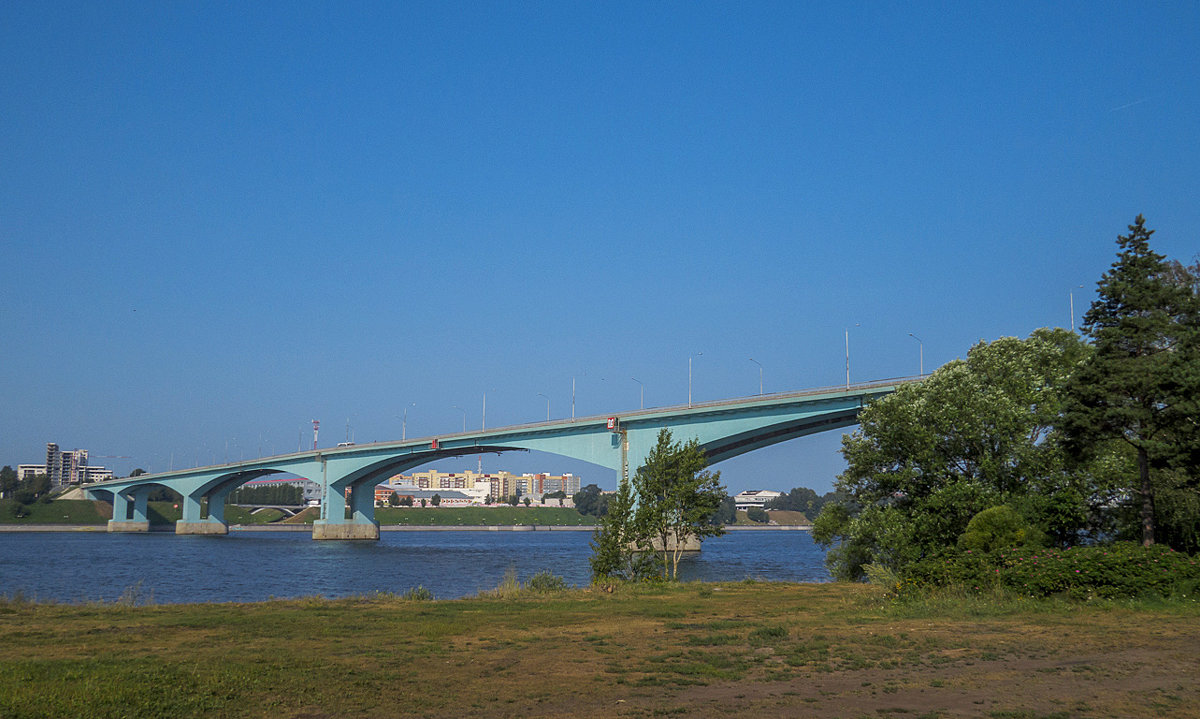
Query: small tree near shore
633 429 727 580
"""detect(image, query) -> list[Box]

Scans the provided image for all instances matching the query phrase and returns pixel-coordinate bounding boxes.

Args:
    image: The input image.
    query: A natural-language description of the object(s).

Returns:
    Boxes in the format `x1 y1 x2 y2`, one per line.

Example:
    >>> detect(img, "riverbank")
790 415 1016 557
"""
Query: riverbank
1 582 1196 718
0 500 810 531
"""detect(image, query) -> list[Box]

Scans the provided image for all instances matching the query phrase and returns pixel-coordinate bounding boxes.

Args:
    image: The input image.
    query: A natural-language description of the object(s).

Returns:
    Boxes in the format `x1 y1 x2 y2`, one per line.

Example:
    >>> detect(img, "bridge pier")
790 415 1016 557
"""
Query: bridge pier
107 488 150 533
176 493 229 535
312 479 379 540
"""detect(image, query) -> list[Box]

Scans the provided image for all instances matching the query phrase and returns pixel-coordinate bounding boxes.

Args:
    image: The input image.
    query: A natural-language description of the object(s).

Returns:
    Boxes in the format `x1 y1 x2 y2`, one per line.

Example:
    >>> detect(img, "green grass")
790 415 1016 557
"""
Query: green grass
0 499 109 524
2 582 1198 718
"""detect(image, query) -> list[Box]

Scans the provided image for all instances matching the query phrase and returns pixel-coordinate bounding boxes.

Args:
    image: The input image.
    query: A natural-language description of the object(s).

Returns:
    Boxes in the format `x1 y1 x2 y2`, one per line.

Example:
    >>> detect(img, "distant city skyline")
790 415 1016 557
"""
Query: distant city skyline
3 3 1198 496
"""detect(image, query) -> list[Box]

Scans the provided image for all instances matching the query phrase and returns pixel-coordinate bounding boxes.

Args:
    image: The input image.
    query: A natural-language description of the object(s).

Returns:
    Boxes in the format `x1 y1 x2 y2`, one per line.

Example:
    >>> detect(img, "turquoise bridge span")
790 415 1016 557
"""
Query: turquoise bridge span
84 378 916 540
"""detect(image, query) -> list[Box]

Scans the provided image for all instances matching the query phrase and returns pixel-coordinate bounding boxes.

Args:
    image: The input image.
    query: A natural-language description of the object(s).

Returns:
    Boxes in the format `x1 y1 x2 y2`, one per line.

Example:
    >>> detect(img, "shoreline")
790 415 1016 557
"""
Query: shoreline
0 523 811 533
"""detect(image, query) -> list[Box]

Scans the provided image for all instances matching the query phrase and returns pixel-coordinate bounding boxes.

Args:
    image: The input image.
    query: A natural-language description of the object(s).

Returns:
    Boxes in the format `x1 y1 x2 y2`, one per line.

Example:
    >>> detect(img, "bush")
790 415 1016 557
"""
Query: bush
957 505 1042 553
914 542 1200 600
525 571 568 593
401 585 434 601
746 507 769 523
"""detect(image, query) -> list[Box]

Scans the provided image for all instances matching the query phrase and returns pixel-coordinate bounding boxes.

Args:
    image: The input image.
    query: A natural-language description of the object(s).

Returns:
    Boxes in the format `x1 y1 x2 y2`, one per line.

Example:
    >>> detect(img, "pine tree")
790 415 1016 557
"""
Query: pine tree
1062 216 1200 546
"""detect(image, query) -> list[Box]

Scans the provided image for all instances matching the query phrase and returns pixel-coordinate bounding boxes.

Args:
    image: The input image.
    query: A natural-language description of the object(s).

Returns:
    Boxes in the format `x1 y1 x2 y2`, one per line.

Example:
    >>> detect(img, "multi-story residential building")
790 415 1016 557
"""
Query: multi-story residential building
19 444 114 487
374 470 582 505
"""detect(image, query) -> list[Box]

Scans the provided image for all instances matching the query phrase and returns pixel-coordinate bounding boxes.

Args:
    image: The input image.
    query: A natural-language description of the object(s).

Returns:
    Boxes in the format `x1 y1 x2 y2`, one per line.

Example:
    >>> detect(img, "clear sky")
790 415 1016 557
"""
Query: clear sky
2 2 1198 495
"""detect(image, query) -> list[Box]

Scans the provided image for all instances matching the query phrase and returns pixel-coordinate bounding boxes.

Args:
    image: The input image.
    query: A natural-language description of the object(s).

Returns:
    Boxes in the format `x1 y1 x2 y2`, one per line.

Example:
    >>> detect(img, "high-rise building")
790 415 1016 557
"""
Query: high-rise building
20 443 114 487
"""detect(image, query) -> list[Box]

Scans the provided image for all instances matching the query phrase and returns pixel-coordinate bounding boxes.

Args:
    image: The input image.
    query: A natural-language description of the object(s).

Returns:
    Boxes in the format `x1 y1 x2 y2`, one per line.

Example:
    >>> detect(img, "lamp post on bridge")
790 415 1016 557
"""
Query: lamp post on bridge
631 377 644 409
844 323 859 390
537 392 550 421
452 405 466 433
908 333 924 376
689 352 703 408
396 403 416 440
749 358 763 395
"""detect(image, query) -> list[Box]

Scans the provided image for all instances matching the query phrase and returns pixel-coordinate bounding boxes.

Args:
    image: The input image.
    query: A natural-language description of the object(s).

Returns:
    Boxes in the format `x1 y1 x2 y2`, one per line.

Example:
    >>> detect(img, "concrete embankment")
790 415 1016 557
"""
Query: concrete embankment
0 523 809 533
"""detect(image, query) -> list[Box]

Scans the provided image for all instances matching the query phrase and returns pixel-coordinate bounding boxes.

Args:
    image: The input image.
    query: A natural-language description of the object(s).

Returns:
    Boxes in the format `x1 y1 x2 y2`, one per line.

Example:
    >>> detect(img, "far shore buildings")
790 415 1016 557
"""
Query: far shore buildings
17 443 114 488
374 470 581 507
733 489 782 510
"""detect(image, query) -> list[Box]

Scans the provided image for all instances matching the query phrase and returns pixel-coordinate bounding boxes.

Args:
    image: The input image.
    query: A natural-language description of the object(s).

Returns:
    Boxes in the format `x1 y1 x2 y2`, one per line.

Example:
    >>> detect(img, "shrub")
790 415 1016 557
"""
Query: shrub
525 571 568 593
402 585 434 601
914 542 1200 600
746 507 769 523
957 505 1042 553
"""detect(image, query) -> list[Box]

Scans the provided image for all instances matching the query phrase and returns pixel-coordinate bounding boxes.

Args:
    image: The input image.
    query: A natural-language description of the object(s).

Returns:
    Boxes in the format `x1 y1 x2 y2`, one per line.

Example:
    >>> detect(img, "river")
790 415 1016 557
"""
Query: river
0 529 830 604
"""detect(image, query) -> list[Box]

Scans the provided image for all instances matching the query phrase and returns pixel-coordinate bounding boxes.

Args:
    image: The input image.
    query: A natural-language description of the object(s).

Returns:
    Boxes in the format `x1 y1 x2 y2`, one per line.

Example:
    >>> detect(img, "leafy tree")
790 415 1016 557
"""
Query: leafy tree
507 494 519 507
400 494 414 507
129 468 146 477
388 491 400 507
522 496 531 507
746 506 769 523
431 493 441 507
0 466 17 498
573 484 603 516
420 498 426 508
590 473 656 581
1062 216 1200 546
767 486 841 518
632 429 728 580
814 329 1101 580
709 495 737 526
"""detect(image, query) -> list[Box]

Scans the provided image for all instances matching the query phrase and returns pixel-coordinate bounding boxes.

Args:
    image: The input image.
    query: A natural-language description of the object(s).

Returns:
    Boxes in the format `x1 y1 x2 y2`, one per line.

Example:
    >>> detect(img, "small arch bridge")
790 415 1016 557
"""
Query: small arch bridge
84 378 914 540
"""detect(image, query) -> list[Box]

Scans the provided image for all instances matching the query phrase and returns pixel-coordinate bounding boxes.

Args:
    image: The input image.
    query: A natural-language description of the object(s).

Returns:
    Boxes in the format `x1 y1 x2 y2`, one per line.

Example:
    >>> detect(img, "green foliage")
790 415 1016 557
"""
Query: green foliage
590 474 658 582
431 493 441 507
525 571 568 593
229 483 303 505
0 466 17 497
573 484 607 516
401 585 434 601
632 429 728 580
1061 216 1200 547
766 486 841 517
387 491 400 507
815 329 1101 580
708 495 736 526
957 505 1043 554
914 543 1200 600
745 507 768 524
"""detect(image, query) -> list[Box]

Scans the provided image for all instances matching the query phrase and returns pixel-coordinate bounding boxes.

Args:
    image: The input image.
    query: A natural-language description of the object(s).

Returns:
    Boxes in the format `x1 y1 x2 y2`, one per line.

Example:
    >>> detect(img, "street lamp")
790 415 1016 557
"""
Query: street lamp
537 392 550 421
1069 284 1084 332
749 358 763 395
396 403 416 441
845 324 859 390
452 406 467 433
908 333 924 376
631 378 644 409
689 352 703 408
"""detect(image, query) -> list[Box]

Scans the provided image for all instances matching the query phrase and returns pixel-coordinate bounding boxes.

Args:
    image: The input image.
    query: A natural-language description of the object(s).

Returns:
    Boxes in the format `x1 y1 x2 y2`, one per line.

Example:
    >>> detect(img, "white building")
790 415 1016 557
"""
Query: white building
733 489 782 511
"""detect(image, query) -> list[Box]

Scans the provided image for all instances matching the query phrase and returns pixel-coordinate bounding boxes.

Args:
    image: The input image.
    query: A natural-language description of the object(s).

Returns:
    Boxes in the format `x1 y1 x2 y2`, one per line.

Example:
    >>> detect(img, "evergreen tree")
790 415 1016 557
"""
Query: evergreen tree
1062 216 1200 546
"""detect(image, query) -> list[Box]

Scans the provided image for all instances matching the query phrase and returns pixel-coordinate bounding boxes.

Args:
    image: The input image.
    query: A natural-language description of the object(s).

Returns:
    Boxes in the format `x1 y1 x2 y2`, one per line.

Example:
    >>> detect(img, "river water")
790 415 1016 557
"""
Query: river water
0 529 830 604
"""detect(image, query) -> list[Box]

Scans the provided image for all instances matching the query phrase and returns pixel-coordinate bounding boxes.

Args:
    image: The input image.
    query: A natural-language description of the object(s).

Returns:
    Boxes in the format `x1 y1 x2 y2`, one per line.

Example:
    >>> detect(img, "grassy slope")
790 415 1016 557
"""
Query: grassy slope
0 583 1197 718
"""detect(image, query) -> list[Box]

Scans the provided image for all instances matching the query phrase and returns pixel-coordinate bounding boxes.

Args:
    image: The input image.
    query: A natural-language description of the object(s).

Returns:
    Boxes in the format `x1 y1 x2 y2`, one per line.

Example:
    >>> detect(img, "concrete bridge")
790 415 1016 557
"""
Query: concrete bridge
84 378 915 540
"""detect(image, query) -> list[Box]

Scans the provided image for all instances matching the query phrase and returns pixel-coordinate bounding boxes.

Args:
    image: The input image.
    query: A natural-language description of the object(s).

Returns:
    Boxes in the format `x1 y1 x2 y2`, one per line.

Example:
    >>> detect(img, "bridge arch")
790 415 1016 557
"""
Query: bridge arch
82 379 912 539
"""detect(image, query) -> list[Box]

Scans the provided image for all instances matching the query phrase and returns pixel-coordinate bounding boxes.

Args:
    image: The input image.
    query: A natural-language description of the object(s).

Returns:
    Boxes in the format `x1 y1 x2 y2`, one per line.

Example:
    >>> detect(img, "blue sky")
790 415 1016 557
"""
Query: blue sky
2 2 1198 495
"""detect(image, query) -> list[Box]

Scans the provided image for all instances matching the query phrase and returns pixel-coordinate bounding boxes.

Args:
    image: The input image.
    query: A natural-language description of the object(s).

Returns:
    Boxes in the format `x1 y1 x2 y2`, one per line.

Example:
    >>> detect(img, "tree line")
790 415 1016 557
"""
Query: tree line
813 216 1199 586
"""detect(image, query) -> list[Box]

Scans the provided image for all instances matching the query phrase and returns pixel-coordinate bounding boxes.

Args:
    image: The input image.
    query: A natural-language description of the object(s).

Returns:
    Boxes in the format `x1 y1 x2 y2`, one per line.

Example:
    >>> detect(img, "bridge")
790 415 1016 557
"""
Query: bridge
84 378 916 539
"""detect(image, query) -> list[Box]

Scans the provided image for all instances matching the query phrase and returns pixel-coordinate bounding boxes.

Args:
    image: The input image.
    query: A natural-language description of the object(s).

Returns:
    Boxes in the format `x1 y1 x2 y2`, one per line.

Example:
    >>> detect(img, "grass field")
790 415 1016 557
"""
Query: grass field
1 582 1197 718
